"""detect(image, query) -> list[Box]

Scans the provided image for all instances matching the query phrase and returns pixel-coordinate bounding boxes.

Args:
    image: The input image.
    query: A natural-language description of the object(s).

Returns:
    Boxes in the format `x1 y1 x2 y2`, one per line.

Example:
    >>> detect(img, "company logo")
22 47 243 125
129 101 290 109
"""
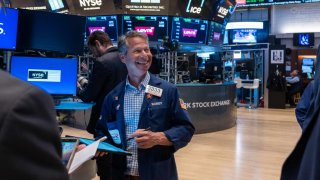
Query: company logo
0 23 4 35
213 32 221 40
217 7 228 18
79 0 102 7
187 6 202 14
182 28 197 37
88 27 106 34
28 70 48 80
135 26 155 35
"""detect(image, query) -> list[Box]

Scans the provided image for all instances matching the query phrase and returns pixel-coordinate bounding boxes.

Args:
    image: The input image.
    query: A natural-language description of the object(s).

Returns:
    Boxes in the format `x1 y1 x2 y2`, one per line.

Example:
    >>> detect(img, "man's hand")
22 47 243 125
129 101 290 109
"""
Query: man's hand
130 129 173 149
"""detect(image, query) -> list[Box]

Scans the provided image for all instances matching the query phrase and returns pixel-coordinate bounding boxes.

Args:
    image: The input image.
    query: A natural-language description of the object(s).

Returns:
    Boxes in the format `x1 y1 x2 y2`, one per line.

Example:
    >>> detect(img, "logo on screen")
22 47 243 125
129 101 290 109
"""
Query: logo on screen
0 23 4 35
182 28 197 37
135 26 155 35
89 27 106 34
28 69 61 82
217 7 228 18
213 32 221 40
79 0 102 7
299 34 310 45
28 70 48 80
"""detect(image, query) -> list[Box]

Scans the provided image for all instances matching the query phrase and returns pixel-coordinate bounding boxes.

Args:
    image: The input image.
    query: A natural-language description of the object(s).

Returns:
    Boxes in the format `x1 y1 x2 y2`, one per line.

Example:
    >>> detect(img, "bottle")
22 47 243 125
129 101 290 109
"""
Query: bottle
246 74 249 80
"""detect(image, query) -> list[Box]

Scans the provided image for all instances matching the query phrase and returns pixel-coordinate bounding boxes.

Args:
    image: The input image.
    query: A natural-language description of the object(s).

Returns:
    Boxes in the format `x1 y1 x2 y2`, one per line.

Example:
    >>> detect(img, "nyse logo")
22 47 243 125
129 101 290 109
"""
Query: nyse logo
28 71 48 80
0 23 4 35
187 6 202 14
79 0 102 7
135 27 155 36
218 7 228 16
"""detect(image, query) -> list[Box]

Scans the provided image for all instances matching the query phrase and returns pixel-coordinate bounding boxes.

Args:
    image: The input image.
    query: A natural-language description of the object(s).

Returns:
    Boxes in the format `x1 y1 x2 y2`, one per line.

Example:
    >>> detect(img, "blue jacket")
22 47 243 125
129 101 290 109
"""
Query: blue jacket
96 74 195 180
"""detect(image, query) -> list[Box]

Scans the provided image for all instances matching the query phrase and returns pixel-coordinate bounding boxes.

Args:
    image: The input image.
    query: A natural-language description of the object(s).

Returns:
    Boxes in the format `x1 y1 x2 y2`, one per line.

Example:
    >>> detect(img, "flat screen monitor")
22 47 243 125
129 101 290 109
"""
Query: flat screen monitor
171 17 208 44
302 58 314 66
204 60 222 79
122 15 168 42
302 65 313 73
232 29 257 43
208 21 225 46
0 8 18 50
16 9 86 55
10 56 78 97
86 15 118 42
233 50 242 59
293 33 314 47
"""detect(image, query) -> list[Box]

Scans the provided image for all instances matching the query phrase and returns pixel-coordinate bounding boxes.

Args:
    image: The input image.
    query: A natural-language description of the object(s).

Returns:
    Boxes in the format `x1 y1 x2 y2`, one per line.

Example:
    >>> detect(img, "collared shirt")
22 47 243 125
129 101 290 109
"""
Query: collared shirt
286 76 300 84
124 72 150 176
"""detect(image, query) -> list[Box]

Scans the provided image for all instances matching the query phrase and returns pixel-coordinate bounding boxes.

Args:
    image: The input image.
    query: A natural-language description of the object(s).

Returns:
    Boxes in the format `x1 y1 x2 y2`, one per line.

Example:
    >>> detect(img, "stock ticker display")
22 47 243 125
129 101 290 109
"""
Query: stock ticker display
236 0 320 7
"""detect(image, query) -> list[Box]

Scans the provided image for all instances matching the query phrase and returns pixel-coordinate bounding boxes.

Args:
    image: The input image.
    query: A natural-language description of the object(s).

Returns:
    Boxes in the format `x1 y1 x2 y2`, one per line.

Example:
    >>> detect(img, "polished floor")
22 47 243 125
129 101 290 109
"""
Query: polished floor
62 107 301 180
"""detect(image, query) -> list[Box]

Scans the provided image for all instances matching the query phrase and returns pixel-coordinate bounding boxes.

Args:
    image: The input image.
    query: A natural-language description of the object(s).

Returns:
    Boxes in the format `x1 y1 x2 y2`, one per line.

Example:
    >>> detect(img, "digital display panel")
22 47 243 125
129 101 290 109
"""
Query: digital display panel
0 8 18 50
86 15 118 42
232 29 257 43
47 0 68 12
208 21 225 46
302 58 314 66
171 17 208 44
122 15 168 42
293 33 314 47
10 56 78 97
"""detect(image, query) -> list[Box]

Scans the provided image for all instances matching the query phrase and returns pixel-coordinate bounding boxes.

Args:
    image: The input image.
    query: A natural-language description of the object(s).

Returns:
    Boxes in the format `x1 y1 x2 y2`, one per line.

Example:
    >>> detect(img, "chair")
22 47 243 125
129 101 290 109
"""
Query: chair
294 92 301 104
242 79 260 109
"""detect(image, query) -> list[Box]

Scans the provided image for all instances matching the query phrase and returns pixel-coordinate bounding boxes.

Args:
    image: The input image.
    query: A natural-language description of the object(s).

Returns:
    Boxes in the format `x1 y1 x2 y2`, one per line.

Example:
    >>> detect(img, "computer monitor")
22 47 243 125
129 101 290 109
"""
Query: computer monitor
86 15 118 42
10 56 78 98
204 61 222 79
293 33 314 47
0 8 18 50
122 15 168 42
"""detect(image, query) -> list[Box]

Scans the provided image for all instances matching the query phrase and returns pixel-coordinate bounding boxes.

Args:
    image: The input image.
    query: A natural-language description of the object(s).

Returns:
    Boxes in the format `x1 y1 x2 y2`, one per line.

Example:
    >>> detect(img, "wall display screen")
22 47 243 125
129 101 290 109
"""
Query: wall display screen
212 0 236 25
86 15 118 42
122 15 168 42
293 33 314 47
171 17 208 44
236 0 320 7
0 8 19 50
232 29 257 43
207 21 225 46
16 9 86 55
10 56 78 97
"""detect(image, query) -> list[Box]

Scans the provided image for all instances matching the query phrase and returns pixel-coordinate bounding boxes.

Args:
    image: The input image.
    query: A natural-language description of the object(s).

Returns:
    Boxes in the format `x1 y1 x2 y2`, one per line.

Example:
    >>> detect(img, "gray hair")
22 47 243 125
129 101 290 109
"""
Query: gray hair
118 30 149 55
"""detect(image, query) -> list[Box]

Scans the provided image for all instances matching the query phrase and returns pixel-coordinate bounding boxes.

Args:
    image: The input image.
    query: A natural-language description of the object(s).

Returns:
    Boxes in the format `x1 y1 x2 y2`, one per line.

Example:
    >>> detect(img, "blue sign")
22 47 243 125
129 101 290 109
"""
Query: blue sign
0 8 18 50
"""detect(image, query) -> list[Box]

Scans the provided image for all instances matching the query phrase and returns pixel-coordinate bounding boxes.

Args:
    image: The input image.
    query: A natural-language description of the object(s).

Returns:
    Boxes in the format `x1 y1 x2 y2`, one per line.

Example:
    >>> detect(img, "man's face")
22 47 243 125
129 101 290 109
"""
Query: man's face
120 37 152 78
89 41 103 58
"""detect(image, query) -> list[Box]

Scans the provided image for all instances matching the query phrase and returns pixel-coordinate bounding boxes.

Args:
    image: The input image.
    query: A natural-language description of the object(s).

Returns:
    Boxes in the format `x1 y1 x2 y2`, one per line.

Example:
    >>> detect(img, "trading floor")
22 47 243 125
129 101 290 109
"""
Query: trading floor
62 107 300 180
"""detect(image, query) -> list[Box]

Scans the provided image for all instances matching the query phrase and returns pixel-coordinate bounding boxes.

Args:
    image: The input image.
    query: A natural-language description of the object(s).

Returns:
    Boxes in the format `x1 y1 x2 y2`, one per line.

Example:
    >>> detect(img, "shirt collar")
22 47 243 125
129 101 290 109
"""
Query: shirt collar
125 72 150 91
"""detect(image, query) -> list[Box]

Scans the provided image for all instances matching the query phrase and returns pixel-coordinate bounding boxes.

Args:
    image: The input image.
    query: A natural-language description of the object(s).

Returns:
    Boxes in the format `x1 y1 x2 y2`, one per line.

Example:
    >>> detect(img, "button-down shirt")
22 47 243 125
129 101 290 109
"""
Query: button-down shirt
286 76 300 84
124 72 150 176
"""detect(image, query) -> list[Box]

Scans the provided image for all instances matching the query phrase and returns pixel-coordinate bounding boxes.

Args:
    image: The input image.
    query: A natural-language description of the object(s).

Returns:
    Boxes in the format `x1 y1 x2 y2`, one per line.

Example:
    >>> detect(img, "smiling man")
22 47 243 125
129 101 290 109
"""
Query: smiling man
95 30 195 180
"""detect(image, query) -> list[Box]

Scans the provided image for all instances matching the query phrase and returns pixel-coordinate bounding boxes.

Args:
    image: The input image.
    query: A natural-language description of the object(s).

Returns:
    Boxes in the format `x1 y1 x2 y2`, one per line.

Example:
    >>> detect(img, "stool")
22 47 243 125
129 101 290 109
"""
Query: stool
294 92 301 104
234 78 243 105
242 79 259 109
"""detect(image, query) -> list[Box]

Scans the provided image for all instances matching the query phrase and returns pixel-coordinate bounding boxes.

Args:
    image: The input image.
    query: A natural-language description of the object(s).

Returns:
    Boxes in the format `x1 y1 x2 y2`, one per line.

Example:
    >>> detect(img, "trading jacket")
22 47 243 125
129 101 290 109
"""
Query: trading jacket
96 74 195 180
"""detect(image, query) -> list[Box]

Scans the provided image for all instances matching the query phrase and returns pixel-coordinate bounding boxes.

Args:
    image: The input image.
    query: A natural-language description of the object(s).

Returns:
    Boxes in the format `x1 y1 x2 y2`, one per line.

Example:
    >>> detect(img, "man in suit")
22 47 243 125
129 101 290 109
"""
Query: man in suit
0 70 68 180
77 31 127 134
95 30 195 180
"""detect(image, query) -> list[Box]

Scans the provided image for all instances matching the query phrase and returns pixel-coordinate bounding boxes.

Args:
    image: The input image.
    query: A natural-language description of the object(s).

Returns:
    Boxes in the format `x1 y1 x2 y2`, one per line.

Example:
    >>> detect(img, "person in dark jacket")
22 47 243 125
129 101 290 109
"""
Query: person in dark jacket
295 80 314 130
77 31 127 134
281 45 320 180
95 30 195 180
0 70 68 180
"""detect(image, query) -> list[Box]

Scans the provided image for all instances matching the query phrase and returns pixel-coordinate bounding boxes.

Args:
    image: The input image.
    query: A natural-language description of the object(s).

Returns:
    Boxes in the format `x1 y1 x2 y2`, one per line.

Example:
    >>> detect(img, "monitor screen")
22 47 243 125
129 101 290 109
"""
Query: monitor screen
232 29 257 43
293 33 314 47
171 17 208 44
302 65 313 73
205 60 222 78
207 21 225 46
86 15 118 42
302 58 314 66
47 0 68 12
10 56 78 97
122 15 168 42
0 8 18 50
16 9 86 55
233 50 242 59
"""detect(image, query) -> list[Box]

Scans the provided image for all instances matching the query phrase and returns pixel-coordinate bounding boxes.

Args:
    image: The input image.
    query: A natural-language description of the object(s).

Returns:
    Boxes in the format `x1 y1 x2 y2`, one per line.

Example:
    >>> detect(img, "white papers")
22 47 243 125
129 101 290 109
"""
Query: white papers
68 136 107 174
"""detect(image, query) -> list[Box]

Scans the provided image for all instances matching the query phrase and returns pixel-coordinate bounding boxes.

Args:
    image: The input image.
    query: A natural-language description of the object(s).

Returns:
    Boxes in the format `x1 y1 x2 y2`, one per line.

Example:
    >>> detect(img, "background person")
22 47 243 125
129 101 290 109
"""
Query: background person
0 70 68 180
286 69 301 107
77 31 127 134
95 30 195 180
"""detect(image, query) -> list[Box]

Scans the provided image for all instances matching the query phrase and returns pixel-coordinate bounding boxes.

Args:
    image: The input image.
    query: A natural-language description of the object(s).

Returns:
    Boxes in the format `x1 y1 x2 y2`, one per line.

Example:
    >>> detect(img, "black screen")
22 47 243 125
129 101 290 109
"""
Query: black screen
16 9 86 55
122 15 168 42
293 33 315 47
171 17 208 44
86 15 118 42
207 21 225 46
